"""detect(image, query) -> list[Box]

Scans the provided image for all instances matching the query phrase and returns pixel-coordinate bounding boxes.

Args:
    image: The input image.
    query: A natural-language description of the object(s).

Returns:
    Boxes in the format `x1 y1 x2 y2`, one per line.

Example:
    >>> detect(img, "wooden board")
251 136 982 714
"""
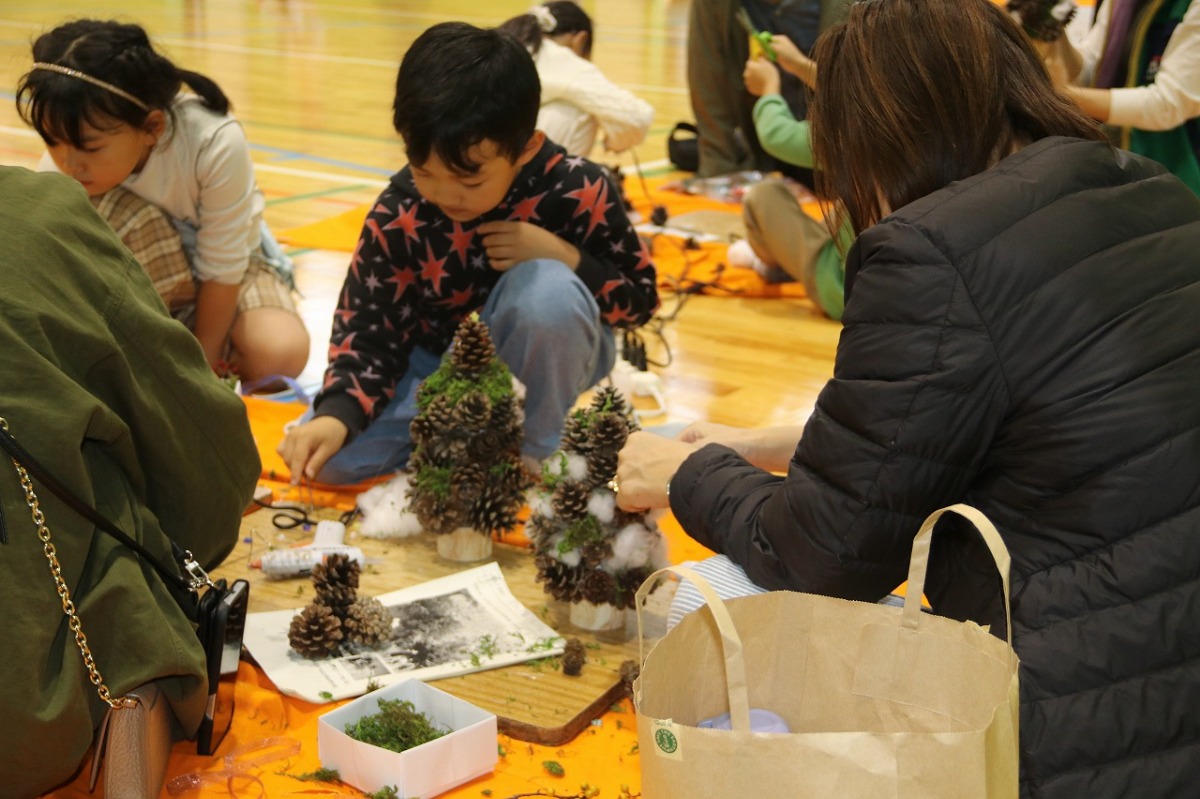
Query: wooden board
216 507 667 745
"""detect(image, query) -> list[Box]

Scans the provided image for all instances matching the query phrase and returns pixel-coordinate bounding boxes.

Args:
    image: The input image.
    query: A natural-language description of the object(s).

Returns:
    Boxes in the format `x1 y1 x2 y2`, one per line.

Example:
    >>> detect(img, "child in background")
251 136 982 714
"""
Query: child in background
278 21 658 485
728 51 849 320
499 1 654 157
16 19 310 387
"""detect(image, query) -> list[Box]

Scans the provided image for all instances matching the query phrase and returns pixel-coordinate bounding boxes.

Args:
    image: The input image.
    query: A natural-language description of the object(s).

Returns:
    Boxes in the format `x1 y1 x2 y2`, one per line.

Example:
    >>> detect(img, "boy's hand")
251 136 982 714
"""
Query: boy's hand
277 416 349 484
478 221 581 271
743 57 782 97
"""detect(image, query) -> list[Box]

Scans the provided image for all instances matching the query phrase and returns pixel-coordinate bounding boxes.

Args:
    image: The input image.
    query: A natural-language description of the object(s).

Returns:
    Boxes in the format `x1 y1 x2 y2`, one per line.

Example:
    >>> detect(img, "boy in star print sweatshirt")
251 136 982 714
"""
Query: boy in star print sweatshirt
279 21 659 484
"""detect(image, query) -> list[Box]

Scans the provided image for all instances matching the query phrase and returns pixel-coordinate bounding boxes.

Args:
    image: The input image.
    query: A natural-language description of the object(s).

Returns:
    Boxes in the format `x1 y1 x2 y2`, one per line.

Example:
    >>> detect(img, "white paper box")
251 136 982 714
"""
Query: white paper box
318 679 497 797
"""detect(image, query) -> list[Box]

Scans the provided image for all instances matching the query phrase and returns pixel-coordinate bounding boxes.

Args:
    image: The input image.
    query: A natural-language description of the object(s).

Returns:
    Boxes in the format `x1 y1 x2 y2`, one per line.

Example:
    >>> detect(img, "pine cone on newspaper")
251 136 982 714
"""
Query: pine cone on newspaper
288 603 343 659
562 637 586 677
312 552 360 622
343 597 394 647
450 316 496 376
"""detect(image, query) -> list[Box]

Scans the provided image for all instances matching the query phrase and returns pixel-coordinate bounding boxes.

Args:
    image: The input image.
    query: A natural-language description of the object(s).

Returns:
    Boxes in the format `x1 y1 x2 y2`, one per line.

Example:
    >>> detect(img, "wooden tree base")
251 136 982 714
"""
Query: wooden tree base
436 526 493 562
569 599 626 632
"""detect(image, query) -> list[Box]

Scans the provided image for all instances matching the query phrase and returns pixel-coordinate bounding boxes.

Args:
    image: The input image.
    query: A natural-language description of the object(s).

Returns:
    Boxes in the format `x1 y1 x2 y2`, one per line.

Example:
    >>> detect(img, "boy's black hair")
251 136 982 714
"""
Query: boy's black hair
393 22 540 173
16 19 230 149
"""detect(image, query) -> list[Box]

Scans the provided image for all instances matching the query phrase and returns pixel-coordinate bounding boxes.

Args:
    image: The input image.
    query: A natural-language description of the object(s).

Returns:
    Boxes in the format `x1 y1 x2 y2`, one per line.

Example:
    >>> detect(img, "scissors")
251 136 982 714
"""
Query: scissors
735 7 777 62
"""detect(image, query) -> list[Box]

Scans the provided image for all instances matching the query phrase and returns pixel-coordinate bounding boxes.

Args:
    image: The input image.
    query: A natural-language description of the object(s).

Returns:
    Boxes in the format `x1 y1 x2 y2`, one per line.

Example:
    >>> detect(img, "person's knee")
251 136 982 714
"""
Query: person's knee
233 309 311 382
488 260 598 336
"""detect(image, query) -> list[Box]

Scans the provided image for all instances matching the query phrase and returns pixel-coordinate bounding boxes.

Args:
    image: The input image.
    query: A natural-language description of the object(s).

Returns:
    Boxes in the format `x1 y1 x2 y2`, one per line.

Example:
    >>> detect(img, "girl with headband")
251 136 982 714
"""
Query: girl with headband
16 19 309 388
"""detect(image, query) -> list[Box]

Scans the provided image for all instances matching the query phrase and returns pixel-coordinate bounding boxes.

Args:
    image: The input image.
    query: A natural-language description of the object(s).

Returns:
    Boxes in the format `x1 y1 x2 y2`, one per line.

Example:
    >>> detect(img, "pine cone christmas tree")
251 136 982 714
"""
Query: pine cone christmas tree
343 596 394 647
312 552 361 622
528 387 667 625
288 603 344 659
406 315 532 555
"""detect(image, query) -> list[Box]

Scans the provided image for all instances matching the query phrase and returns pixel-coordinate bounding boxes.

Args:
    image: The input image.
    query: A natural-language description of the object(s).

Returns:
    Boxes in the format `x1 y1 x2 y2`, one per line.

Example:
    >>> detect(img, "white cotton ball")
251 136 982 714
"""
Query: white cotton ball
511 375 527 402
588 491 617 524
610 523 654 570
357 474 424 539
558 544 582 567
565 453 589 481
528 490 556 519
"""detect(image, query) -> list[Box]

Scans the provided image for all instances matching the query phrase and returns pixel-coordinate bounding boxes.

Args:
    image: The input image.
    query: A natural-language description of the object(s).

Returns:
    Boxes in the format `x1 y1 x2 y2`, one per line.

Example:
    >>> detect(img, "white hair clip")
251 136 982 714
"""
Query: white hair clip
530 5 557 33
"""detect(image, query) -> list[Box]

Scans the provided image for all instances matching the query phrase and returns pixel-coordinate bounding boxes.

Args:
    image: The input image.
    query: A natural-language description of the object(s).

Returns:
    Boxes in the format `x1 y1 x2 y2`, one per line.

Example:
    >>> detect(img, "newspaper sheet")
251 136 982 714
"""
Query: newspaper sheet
243 562 565 703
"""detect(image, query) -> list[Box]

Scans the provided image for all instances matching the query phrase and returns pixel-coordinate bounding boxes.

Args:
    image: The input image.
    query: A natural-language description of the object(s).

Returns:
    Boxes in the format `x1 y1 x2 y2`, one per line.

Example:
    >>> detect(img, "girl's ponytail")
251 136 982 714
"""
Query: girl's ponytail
177 68 230 115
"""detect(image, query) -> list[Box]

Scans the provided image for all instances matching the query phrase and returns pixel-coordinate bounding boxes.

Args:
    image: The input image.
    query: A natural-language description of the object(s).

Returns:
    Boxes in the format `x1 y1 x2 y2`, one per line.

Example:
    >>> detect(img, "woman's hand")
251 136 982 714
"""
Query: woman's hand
743 57 782 97
478 221 581 271
614 431 697 511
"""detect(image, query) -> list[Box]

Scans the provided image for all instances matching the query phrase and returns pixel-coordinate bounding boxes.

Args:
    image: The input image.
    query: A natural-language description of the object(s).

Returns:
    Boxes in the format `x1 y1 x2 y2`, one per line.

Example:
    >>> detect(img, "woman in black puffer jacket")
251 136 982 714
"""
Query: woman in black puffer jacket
616 0 1200 795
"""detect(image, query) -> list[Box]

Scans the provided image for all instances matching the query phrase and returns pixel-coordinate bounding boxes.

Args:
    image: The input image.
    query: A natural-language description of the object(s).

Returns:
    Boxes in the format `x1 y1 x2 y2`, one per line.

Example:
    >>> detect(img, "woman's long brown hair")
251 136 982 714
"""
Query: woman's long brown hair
810 0 1105 236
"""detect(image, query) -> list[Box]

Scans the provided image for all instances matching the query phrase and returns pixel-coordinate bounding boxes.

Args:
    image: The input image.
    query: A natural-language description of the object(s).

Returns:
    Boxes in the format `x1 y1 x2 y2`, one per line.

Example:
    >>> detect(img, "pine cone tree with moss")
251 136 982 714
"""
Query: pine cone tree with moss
406 315 532 541
528 386 667 616
288 603 344 659
343 596 394 647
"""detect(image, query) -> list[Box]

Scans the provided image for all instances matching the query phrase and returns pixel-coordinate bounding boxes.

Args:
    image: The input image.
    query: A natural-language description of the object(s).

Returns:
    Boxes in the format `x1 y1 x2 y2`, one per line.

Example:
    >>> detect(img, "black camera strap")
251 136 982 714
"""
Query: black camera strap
0 420 209 595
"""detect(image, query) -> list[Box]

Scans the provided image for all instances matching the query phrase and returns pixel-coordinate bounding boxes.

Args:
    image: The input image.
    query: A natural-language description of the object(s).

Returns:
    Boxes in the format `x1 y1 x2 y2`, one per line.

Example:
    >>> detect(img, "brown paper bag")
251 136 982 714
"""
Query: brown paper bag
634 504 1019 798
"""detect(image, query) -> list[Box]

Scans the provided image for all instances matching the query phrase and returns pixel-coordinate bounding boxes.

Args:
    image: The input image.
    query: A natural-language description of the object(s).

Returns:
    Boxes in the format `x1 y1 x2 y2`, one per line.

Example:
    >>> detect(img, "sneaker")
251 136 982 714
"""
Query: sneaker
726 239 793 284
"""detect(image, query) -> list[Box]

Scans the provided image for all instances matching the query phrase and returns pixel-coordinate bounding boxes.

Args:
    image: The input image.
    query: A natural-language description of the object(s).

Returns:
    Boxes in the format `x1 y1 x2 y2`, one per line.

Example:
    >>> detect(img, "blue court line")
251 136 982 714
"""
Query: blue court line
249 141 394 176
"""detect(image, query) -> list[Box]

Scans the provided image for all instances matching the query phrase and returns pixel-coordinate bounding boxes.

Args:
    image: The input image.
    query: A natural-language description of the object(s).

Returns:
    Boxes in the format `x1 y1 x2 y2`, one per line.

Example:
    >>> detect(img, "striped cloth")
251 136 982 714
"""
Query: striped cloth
667 554 905 630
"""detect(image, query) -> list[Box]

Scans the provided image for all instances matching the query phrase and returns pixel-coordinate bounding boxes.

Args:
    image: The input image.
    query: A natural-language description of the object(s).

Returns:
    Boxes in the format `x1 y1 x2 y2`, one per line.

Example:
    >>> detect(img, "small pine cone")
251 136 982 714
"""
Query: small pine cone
314 584 356 622
580 539 611 569
491 394 522 428
288 603 343 659
552 481 590 522
431 433 469 462
409 414 436 449
535 554 584 603
619 659 640 695
613 567 654 610
562 637 586 677
313 552 360 592
525 512 558 552
343 596 394 647
580 568 617 606
451 461 488 503
424 394 457 432
467 429 504 462
586 450 619 488
452 391 492 431
590 413 630 452
560 416 592 455
469 482 521 533
450 317 497 375
591 385 631 418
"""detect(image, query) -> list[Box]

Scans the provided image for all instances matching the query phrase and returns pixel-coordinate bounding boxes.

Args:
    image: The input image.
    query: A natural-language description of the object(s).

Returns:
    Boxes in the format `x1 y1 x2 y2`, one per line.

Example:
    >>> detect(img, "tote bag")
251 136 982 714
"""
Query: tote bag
633 504 1020 798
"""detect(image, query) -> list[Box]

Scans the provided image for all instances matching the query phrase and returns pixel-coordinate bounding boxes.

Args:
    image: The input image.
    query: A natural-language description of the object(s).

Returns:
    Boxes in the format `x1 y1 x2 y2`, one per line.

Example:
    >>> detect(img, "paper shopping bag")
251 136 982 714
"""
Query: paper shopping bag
633 504 1020 798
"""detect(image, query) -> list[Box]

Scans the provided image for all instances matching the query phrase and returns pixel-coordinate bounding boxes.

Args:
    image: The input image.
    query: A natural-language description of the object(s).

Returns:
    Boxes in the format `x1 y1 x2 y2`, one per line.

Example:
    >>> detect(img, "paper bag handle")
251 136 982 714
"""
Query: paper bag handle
902 504 1015 660
635 564 753 732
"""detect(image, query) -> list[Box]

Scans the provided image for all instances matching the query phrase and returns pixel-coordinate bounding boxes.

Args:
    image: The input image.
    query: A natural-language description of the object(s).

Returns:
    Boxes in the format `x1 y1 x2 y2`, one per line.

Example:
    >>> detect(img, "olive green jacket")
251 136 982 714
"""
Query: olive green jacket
0 167 260 796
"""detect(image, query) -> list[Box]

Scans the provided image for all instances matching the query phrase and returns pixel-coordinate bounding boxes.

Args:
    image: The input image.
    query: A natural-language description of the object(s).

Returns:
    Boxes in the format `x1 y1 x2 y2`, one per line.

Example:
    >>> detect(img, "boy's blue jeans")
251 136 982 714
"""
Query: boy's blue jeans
312 258 616 484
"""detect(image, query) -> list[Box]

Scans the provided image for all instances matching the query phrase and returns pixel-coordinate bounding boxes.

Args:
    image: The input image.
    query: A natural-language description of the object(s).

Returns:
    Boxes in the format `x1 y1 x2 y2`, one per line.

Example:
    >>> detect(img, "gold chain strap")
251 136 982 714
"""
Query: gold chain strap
1 417 133 710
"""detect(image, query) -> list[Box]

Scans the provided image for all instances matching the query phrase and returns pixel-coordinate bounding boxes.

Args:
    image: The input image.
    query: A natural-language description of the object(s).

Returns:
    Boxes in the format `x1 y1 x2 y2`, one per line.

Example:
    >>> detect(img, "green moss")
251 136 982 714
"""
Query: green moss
557 515 605 555
413 463 452 500
345 698 447 755
416 357 513 411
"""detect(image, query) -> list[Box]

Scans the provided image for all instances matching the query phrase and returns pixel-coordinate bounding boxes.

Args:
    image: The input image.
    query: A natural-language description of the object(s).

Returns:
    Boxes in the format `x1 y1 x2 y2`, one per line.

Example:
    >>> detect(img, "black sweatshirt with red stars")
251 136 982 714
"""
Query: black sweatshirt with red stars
313 139 659 437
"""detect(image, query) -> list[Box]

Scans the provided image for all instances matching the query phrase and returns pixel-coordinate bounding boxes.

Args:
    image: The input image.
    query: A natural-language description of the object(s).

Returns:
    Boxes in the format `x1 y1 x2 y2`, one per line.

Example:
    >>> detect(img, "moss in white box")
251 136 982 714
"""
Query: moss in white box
317 679 497 798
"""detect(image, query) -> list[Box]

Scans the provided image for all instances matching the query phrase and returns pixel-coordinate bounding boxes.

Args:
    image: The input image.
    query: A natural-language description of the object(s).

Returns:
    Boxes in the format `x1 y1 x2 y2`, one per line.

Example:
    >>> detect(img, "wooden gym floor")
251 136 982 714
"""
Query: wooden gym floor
0 0 840 434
